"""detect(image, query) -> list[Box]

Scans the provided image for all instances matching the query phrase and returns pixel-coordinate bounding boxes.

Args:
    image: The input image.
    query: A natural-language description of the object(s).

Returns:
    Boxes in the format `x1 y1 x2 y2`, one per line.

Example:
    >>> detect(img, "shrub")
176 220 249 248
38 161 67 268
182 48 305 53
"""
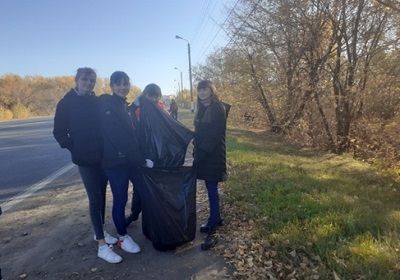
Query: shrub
10 103 30 119
0 106 13 120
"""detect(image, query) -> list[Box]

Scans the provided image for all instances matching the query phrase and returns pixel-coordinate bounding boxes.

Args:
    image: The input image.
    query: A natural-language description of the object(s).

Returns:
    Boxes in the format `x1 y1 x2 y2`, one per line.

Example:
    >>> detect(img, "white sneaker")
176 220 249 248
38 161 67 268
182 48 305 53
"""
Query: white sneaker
98 245 122 264
117 235 141 253
94 231 118 245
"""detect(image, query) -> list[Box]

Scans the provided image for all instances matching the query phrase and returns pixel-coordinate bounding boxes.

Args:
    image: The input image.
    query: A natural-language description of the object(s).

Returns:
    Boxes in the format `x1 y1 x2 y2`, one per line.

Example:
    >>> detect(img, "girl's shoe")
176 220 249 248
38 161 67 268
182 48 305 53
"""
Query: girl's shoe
200 220 223 233
117 235 141 253
98 245 122 263
94 231 118 245
201 228 218 250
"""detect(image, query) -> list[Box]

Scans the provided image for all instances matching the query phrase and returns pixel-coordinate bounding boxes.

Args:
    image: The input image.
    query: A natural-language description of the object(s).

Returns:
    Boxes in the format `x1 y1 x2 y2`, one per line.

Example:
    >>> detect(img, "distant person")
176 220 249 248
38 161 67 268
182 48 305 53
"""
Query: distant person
169 98 178 120
53 67 121 264
99 71 154 255
192 80 228 250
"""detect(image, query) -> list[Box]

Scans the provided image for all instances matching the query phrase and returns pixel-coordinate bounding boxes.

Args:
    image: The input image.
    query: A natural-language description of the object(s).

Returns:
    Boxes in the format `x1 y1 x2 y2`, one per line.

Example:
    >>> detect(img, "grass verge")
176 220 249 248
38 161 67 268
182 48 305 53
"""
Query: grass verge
217 127 400 280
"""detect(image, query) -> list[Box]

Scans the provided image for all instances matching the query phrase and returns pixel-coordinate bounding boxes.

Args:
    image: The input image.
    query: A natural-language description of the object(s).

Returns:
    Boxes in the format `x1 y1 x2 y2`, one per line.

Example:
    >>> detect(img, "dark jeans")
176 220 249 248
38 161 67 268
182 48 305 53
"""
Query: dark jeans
205 181 221 228
78 165 108 240
129 167 144 217
105 168 130 236
171 111 178 120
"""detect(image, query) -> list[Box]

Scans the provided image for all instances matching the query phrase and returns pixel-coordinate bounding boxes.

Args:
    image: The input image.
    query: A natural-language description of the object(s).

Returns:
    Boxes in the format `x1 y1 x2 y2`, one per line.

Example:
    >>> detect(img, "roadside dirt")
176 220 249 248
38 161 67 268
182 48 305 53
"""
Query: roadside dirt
0 167 233 280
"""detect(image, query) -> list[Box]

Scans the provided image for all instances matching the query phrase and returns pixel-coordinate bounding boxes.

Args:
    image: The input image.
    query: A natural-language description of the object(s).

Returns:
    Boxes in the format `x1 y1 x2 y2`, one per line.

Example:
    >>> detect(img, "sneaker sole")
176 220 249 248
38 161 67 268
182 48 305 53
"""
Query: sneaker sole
98 254 123 264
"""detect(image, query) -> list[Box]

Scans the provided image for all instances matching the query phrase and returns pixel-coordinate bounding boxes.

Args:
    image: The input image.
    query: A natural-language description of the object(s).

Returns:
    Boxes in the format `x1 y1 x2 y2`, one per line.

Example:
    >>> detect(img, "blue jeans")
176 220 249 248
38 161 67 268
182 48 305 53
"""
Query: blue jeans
205 181 221 228
105 168 130 236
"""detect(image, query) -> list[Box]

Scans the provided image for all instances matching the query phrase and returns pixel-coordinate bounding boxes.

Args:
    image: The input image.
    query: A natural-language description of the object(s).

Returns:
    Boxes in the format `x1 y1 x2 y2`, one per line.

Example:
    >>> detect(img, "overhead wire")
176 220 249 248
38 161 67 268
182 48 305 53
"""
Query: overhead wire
194 1 223 57
224 0 263 55
194 0 241 63
192 0 214 44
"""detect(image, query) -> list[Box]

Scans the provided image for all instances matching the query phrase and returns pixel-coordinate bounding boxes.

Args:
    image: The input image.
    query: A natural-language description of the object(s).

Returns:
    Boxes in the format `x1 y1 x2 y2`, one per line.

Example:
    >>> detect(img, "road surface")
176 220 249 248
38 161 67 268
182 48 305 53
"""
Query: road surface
0 117 232 280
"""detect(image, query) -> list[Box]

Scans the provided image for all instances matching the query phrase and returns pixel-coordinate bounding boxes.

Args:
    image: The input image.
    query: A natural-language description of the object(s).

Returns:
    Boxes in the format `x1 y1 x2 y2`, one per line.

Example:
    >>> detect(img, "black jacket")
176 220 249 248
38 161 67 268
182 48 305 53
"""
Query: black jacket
53 89 103 166
99 94 146 170
193 101 227 182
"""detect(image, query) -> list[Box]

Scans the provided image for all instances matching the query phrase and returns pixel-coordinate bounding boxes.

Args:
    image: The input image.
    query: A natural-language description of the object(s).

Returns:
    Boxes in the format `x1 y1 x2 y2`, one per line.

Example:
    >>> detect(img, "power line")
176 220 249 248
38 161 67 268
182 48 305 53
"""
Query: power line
195 0 241 63
192 0 214 44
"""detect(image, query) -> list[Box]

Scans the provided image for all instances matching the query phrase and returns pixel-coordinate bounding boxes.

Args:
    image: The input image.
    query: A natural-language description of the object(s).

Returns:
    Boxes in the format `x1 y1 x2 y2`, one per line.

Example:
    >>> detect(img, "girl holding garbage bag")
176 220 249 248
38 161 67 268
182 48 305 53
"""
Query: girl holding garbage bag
125 83 174 227
193 80 228 250
99 71 154 255
125 83 164 227
53 67 121 264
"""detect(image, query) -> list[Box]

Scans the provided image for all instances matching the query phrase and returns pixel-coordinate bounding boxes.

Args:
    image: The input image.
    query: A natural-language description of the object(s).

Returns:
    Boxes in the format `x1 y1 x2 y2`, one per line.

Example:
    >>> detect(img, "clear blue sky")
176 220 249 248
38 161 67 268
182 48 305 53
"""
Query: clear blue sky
0 0 234 95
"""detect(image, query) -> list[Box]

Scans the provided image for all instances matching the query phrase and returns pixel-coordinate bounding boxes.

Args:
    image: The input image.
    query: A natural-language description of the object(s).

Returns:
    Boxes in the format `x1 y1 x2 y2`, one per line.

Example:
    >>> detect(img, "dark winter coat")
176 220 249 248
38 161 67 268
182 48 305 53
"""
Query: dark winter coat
99 94 146 170
53 89 103 166
193 101 227 182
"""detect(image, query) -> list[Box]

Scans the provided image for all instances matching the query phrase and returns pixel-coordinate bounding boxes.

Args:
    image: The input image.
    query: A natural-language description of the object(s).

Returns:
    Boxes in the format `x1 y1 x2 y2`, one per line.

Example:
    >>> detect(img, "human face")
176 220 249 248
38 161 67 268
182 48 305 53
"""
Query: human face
145 95 160 103
111 80 131 98
76 73 96 94
197 86 212 100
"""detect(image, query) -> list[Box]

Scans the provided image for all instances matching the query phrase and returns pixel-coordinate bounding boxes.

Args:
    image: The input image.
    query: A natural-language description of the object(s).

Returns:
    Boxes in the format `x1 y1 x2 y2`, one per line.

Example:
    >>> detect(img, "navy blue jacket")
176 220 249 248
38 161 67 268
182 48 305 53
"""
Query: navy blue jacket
53 89 103 166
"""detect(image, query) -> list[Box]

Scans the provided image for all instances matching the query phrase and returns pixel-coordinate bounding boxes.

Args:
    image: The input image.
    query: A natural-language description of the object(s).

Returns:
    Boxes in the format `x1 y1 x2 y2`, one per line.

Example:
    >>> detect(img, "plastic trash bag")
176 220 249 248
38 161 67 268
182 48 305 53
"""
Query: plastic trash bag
138 98 194 167
222 102 231 118
140 166 196 251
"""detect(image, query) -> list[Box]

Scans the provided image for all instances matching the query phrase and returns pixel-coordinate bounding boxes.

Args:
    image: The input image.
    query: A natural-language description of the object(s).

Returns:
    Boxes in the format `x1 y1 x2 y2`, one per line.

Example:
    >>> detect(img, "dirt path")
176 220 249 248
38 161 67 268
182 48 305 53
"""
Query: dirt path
0 167 233 280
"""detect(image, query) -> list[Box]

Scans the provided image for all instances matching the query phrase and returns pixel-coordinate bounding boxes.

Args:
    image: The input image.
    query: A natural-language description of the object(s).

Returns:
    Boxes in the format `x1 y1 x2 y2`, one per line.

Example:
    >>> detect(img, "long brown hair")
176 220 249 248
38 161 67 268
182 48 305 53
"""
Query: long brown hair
195 80 225 123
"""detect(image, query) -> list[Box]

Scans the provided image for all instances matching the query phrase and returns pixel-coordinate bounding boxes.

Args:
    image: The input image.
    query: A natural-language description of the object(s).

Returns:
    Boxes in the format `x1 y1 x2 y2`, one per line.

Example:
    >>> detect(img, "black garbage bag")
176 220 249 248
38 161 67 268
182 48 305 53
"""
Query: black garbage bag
140 166 196 251
222 102 231 118
138 98 194 167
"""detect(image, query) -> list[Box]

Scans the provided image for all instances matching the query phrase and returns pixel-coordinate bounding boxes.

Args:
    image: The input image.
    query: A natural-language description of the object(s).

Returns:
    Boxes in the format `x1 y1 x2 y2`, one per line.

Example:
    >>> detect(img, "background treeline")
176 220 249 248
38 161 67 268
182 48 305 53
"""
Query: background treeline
0 74 141 120
193 0 400 169
1 0 399 169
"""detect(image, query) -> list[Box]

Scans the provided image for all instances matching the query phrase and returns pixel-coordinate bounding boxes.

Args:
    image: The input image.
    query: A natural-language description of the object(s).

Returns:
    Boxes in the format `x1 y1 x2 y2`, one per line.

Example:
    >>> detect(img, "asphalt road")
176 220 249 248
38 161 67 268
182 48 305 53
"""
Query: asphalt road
0 117 75 205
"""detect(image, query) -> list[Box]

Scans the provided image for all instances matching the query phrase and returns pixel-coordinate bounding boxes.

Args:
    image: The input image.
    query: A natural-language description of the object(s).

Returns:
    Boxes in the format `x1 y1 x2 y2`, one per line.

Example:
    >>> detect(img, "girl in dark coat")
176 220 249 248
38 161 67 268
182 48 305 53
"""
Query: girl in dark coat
193 80 227 250
99 71 153 255
53 67 121 263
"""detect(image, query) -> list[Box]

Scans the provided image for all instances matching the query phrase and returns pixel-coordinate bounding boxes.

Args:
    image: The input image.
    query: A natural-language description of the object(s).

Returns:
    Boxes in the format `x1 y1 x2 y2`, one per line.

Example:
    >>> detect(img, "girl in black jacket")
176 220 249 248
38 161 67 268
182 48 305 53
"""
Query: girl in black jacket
53 67 121 264
193 80 227 250
99 71 153 255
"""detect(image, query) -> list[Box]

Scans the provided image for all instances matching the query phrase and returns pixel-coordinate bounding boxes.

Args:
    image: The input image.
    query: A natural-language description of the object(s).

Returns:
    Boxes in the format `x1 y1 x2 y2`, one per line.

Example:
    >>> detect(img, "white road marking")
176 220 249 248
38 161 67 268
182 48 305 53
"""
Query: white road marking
1 163 75 213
